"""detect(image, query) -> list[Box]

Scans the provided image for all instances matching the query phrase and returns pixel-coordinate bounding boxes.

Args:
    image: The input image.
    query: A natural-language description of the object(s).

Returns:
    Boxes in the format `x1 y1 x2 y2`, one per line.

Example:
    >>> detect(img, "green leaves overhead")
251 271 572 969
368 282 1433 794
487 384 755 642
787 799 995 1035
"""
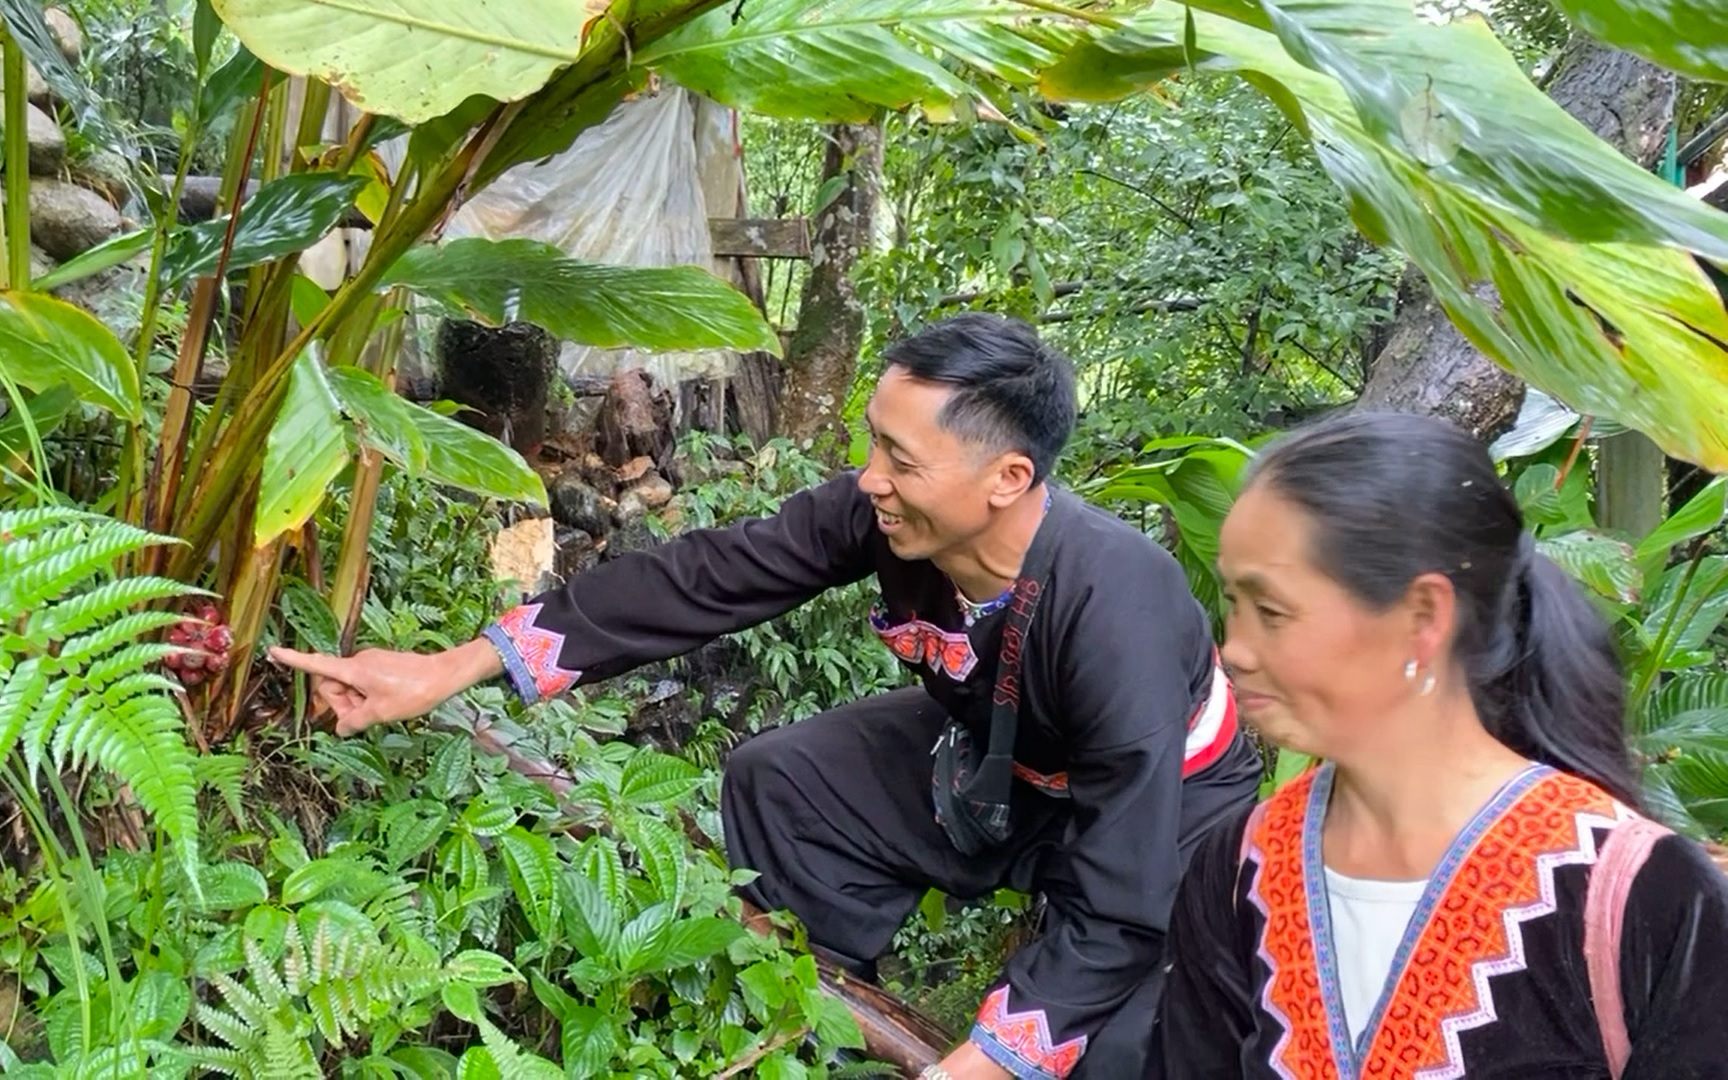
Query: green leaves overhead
1547 0 1728 84
1042 4 1728 471
0 291 140 422
209 0 603 125
381 238 781 354
639 0 1090 123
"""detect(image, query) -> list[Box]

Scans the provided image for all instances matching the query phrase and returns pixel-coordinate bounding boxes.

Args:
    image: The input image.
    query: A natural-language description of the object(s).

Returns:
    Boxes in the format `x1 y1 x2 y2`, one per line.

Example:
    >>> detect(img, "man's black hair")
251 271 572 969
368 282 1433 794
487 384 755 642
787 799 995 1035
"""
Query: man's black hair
881 312 1077 483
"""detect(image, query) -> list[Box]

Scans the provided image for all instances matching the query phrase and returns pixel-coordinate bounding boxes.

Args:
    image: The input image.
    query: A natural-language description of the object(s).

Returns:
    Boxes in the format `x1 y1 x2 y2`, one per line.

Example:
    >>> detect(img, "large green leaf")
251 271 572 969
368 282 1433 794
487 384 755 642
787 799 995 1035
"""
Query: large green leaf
639 0 1091 123
1539 530 1642 605
0 385 75 458
210 0 601 125
165 173 370 284
1548 0 1728 84
1637 476 1728 567
0 291 140 421
324 366 428 472
1043 7 1728 471
380 238 780 354
408 404 547 507
256 350 350 544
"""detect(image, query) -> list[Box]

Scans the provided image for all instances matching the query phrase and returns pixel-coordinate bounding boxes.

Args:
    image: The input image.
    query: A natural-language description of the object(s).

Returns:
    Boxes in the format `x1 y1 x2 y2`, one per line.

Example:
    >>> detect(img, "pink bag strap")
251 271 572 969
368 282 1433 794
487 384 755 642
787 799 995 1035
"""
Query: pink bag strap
1585 816 1671 1079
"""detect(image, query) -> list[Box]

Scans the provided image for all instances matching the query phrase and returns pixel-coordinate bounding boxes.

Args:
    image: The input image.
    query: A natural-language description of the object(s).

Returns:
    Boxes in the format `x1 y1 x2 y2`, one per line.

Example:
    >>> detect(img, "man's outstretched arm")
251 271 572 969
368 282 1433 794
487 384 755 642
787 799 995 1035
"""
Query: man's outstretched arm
272 472 879 733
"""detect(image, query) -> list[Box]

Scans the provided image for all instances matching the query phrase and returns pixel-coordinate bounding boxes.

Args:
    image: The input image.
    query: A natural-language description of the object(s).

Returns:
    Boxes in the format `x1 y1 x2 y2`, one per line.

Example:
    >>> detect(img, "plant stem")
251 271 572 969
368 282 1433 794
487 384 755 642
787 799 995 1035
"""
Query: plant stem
1 25 31 290
147 67 275 552
1628 540 1711 721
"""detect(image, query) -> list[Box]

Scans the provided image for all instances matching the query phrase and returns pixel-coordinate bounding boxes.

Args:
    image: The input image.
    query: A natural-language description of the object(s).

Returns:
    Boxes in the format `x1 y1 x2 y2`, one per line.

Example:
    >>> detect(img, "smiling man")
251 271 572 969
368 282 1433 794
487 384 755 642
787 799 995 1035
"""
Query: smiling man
270 313 1260 1078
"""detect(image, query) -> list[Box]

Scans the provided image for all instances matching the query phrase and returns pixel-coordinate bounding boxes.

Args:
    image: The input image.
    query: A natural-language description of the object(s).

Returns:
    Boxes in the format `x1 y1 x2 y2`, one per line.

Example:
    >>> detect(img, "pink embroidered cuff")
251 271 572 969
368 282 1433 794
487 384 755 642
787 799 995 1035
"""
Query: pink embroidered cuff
482 603 581 705
970 986 1086 1080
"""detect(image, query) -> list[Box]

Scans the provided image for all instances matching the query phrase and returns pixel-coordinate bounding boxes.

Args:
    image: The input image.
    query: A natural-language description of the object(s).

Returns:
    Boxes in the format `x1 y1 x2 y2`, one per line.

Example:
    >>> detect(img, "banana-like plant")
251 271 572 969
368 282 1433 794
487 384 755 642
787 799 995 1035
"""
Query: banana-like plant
6 0 1726 744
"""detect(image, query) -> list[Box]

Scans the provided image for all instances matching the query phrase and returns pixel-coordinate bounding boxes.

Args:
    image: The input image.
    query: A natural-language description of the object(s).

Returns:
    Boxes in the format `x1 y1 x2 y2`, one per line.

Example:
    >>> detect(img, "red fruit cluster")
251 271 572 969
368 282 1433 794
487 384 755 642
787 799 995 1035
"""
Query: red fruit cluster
163 601 232 688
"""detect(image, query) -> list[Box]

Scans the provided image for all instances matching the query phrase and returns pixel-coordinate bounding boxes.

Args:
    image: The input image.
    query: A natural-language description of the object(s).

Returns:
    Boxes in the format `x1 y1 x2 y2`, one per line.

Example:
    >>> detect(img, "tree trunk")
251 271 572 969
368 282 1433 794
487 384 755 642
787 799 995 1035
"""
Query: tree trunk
1355 37 1676 443
776 122 883 458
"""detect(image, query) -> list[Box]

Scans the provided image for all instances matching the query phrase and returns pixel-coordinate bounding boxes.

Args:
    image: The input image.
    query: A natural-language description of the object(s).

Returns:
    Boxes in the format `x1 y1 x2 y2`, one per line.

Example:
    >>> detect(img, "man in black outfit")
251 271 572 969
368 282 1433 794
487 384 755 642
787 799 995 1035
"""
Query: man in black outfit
272 314 1261 1079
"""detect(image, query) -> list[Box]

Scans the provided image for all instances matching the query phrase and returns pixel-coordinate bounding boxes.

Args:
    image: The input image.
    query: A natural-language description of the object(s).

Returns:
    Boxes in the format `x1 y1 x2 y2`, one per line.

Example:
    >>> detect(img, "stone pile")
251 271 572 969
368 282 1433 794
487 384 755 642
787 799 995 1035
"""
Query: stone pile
7 8 126 298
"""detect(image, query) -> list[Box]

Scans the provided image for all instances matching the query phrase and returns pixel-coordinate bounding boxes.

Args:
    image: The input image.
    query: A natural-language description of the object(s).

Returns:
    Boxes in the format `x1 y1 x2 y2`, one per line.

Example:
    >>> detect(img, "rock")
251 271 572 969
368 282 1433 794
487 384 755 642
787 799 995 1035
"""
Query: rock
553 526 600 580
28 178 120 261
597 369 673 468
29 243 54 281
23 102 64 175
617 454 656 484
44 8 82 65
629 473 674 511
548 470 610 538
26 62 50 108
490 517 557 598
615 488 649 527
74 148 131 205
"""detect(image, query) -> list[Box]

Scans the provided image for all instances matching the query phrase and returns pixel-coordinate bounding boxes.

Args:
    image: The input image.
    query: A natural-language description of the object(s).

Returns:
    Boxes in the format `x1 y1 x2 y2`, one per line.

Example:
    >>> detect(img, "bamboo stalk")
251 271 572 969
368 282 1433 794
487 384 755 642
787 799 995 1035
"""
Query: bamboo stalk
1 25 30 290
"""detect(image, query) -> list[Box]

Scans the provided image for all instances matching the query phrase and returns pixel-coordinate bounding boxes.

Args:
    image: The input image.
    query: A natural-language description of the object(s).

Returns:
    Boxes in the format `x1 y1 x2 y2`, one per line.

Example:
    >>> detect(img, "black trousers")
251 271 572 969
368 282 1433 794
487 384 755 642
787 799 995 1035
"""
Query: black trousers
720 686 1261 1077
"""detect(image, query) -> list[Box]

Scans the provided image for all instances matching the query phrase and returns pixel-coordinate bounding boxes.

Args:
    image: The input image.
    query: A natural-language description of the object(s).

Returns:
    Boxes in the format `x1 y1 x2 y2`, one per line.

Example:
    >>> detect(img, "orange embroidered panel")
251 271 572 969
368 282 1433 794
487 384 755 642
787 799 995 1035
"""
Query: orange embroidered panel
1245 769 1343 1080
1358 771 1619 1079
1246 767 1623 1080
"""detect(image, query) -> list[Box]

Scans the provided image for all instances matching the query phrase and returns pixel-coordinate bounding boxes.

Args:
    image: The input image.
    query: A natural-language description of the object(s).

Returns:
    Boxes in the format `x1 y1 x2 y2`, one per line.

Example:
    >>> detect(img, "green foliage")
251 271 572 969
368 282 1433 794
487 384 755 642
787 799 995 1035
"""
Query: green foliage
665 433 906 728
0 507 203 881
843 80 1398 466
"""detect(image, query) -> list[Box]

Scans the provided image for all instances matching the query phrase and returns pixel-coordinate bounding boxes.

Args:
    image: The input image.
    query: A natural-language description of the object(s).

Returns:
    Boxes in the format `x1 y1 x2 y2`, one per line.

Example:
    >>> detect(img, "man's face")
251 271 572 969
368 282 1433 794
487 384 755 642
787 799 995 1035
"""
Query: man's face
857 366 1009 563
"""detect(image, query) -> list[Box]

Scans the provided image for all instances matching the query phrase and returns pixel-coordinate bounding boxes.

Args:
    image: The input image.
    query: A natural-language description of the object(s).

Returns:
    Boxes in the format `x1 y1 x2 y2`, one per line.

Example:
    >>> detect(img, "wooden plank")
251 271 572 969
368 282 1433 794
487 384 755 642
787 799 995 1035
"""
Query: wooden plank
709 216 811 259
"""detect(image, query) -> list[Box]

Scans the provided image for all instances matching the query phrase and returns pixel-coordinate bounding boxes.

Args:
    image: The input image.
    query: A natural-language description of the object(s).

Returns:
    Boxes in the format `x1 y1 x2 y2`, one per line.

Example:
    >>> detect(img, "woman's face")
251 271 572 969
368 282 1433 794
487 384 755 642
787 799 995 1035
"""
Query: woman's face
1217 483 1428 759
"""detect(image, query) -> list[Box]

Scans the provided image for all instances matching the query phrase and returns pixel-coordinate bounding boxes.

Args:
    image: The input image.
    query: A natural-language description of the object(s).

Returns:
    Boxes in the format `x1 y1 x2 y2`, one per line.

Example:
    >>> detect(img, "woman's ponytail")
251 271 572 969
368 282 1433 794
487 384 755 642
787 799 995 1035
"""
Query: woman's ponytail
1484 545 1643 810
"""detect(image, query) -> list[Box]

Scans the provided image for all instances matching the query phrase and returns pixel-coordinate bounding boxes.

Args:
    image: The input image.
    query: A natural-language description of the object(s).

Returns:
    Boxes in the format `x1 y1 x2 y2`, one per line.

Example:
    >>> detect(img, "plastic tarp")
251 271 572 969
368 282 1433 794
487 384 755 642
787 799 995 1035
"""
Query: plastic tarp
444 86 742 389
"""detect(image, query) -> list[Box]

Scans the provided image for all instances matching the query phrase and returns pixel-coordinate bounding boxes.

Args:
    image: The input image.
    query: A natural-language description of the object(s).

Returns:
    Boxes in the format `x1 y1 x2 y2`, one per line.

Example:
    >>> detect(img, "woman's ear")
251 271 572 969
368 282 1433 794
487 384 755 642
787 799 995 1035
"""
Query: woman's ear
1404 571 1458 668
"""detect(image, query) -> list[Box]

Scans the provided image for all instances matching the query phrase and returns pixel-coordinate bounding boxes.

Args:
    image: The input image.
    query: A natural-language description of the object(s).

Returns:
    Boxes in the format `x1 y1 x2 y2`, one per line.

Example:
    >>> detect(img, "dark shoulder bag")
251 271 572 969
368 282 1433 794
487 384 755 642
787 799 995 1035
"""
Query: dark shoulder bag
930 522 1058 857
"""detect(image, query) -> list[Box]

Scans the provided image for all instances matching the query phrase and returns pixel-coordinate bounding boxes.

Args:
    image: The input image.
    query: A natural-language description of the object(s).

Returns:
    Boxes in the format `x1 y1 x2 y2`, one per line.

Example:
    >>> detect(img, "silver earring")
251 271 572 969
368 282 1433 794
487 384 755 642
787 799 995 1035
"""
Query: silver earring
1404 659 1418 682
1419 672 1437 696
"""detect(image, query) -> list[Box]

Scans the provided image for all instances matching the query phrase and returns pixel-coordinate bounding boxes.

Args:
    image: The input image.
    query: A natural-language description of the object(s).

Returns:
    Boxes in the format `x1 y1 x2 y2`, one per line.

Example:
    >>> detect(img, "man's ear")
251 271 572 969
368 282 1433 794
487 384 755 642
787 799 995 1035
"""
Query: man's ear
987 452 1037 507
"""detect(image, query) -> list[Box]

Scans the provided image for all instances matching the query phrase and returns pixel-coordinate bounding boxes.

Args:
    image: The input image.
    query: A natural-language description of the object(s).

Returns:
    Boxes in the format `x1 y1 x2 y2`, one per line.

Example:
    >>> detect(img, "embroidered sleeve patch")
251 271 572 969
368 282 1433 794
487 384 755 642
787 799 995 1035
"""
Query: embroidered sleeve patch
970 985 1087 1079
482 603 581 705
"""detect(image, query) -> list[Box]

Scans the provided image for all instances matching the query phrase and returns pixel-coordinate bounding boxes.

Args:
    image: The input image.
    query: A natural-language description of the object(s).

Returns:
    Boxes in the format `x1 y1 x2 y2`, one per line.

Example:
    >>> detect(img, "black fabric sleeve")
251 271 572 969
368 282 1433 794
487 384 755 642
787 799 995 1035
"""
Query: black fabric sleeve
482 472 878 703
969 547 1217 1079
1618 833 1728 1079
1158 806 1256 1079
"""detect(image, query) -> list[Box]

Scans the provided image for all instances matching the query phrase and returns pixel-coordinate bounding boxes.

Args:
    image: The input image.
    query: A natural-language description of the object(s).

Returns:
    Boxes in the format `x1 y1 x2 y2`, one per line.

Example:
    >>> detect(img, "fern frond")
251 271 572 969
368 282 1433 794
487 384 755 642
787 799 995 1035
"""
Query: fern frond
52 694 199 872
94 670 184 704
195 752 251 824
195 997 260 1051
181 1044 249 1078
56 611 188 665
0 520 173 618
0 504 93 541
25 576 200 640
80 642 182 692
249 930 295 1006
19 672 75 781
0 655 48 760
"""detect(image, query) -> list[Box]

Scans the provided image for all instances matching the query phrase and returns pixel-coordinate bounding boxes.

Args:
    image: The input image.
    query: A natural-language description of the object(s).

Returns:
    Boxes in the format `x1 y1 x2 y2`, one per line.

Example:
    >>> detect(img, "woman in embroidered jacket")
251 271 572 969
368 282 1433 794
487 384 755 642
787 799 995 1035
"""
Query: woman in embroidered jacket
1158 412 1728 1079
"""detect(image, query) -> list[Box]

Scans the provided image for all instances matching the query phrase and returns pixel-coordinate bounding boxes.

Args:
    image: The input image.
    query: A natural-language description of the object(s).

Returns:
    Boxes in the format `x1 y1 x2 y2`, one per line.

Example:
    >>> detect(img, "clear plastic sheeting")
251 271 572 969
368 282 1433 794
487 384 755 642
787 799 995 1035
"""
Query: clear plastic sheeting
444 86 740 389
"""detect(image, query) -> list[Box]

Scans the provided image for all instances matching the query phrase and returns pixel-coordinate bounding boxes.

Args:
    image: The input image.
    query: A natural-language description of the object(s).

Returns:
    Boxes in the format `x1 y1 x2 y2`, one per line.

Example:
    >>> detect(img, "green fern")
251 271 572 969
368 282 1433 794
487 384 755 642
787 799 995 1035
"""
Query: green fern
191 917 452 1076
0 509 203 886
